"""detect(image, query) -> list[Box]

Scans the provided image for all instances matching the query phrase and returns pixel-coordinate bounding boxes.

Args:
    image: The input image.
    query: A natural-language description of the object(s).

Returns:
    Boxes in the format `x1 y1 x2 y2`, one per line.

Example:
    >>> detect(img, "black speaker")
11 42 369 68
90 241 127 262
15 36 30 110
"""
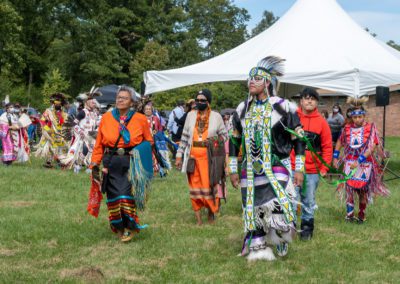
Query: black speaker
376 86 390 106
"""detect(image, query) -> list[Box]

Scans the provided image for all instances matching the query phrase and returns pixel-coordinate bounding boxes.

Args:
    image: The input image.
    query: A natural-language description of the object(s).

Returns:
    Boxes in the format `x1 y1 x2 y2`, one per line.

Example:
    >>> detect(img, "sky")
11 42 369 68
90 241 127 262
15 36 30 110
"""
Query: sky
233 0 400 42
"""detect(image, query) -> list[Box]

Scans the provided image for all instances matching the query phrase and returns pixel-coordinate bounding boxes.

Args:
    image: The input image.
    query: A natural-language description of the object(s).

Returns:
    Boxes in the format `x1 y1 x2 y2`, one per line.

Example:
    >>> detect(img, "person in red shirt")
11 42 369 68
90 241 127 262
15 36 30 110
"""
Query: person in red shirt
291 87 332 240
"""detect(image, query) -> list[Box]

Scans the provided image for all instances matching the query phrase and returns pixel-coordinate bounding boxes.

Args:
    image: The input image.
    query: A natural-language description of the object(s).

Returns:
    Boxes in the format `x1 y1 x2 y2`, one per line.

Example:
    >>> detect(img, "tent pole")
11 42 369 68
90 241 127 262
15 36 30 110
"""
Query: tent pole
353 68 360 98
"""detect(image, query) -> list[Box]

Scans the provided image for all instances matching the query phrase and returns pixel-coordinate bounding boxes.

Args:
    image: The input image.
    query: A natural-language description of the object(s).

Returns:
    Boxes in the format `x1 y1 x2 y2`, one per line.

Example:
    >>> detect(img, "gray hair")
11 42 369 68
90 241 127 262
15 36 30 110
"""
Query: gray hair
117 85 137 102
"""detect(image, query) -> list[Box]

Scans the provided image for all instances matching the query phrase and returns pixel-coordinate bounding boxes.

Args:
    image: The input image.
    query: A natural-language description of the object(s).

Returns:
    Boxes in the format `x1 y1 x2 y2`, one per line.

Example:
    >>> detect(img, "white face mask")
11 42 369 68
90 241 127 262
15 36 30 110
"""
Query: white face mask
333 108 339 113
7 107 14 113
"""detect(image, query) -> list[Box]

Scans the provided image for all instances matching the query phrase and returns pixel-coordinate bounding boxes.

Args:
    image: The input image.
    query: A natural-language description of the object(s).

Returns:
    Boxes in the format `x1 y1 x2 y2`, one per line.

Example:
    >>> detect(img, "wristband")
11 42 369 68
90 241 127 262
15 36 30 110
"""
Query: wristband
228 157 238 174
295 155 305 173
358 155 366 163
333 150 340 159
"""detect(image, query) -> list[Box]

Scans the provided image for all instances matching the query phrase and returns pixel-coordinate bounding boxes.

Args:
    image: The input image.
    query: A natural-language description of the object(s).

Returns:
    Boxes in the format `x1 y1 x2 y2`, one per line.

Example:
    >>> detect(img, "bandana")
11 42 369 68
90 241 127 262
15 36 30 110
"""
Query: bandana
112 108 135 144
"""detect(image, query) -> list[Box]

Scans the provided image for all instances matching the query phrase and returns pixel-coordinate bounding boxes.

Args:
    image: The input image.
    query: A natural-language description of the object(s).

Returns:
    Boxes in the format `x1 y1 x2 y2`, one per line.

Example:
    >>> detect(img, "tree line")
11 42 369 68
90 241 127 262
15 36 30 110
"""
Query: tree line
0 1 398 111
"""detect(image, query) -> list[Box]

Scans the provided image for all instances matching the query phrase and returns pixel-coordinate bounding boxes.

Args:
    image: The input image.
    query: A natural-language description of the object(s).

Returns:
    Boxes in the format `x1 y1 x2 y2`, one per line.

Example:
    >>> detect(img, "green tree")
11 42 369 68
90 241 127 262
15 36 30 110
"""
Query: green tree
41 68 70 107
152 81 247 111
251 10 279 37
3 0 252 105
10 0 64 91
0 1 25 80
130 41 170 91
67 19 128 93
387 40 400 51
184 0 250 59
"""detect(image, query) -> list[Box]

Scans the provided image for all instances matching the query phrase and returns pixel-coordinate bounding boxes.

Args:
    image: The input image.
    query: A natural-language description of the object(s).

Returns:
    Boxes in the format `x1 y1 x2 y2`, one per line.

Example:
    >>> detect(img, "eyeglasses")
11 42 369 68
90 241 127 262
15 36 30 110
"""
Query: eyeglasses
116 96 130 101
195 99 208 103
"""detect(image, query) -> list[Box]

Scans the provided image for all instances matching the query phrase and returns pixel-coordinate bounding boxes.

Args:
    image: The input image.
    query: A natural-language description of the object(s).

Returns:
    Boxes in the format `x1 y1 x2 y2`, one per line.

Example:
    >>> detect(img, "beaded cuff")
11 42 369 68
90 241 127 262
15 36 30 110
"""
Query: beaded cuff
228 157 238 174
333 150 340 159
295 155 305 173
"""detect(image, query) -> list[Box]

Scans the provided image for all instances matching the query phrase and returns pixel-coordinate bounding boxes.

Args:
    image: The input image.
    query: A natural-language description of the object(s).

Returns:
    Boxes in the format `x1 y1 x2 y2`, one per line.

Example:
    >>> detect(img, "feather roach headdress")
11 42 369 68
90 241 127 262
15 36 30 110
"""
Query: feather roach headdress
248 56 286 96
256 56 285 77
50 92 68 105
77 85 102 102
347 96 368 116
346 96 368 108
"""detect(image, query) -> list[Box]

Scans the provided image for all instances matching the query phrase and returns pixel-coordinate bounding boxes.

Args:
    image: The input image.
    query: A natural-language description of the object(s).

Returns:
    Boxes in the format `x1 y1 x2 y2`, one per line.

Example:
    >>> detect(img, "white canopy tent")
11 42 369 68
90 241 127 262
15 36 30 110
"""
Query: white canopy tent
144 0 400 97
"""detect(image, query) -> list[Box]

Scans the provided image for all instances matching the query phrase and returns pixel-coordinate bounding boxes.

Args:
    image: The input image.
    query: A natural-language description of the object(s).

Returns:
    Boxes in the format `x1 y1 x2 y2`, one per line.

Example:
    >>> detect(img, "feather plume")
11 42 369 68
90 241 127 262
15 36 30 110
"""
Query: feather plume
77 93 88 102
346 96 368 107
89 85 96 94
257 56 286 77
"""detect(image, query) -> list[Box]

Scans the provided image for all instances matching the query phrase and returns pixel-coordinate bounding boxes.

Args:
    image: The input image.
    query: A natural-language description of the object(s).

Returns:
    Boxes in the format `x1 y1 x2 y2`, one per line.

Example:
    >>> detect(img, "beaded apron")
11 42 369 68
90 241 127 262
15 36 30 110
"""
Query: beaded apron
243 100 295 231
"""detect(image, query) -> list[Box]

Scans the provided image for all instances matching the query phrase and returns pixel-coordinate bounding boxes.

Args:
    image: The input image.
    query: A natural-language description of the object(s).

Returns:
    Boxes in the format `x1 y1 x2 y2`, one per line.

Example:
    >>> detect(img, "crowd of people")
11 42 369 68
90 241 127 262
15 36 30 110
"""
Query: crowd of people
0 55 390 261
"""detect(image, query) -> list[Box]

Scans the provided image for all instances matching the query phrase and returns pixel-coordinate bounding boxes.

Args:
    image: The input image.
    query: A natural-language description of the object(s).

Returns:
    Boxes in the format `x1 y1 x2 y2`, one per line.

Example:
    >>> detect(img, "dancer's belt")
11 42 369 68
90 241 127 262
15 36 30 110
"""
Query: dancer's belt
104 147 133 156
192 141 208 148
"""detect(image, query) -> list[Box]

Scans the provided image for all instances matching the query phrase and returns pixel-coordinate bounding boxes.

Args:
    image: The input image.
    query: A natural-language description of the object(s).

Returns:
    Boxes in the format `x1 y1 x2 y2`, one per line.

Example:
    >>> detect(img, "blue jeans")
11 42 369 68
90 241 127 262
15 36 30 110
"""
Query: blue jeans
295 174 320 222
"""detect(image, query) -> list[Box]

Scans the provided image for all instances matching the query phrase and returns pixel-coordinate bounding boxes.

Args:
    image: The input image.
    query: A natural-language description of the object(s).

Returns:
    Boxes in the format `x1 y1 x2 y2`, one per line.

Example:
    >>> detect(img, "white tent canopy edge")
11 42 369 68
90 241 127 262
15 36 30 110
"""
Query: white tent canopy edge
144 0 400 97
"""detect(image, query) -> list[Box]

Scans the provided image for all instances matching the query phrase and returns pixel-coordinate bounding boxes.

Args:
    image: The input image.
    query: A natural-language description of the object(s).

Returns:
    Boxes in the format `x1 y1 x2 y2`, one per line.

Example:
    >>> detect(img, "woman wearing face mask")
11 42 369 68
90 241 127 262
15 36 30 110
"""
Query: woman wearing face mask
327 104 345 143
0 103 31 165
175 89 228 225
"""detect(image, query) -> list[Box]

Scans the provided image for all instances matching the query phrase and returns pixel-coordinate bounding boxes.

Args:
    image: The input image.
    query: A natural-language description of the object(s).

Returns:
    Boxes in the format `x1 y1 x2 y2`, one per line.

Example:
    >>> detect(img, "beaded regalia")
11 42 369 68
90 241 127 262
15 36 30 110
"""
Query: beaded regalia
35 93 68 167
59 88 101 170
229 56 305 261
334 97 389 223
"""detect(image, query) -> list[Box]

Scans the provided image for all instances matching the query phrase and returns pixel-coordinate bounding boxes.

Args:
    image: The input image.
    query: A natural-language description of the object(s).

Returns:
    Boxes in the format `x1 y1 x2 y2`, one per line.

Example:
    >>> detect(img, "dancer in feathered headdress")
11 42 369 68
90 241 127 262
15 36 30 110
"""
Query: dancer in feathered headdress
59 86 102 172
228 56 306 261
35 92 69 168
333 96 389 224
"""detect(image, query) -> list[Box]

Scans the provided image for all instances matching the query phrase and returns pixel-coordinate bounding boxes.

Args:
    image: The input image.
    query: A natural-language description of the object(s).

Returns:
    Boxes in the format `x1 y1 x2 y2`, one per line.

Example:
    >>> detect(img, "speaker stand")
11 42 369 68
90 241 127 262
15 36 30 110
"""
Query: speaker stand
384 167 400 182
382 156 400 182
382 105 386 147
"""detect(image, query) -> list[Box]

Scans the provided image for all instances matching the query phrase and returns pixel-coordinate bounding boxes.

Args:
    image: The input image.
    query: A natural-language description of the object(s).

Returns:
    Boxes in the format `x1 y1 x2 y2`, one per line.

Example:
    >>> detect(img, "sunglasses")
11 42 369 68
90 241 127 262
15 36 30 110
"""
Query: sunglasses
195 99 208 103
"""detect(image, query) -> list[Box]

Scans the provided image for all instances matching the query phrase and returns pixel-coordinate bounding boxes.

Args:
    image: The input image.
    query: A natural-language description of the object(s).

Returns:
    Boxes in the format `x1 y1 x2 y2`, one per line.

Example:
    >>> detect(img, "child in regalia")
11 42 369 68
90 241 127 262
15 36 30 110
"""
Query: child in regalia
333 97 389 224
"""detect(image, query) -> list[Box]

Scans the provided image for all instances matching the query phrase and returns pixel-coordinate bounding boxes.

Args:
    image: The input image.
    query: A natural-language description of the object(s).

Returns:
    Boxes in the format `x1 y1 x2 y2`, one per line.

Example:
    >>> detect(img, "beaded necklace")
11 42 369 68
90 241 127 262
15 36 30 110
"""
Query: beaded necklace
196 108 210 141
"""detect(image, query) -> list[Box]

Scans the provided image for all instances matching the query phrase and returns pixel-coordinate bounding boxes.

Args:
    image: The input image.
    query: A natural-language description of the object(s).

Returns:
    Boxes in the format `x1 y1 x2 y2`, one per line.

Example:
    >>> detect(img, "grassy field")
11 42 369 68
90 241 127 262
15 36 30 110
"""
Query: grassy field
0 137 399 283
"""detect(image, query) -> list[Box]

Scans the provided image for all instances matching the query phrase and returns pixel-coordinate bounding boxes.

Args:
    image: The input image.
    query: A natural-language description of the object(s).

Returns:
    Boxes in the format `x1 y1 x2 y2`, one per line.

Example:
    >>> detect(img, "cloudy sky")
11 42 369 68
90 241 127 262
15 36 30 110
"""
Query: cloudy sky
233 0 400 42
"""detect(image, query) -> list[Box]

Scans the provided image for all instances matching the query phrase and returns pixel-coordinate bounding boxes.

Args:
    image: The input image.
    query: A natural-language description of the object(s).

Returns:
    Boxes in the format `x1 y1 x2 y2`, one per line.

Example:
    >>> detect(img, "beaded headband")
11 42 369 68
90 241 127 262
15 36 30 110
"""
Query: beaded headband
350 110 366 116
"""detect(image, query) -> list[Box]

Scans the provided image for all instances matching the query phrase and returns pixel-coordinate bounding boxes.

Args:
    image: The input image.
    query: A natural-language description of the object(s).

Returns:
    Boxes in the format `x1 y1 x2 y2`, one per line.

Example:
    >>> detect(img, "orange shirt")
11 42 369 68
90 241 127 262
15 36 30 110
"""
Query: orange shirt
91 111 153 165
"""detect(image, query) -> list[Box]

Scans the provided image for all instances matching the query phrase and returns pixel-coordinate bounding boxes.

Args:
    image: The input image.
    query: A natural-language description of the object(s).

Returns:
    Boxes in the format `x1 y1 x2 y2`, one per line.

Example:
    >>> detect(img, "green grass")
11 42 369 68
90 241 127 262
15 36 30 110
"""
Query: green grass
1 137 399 283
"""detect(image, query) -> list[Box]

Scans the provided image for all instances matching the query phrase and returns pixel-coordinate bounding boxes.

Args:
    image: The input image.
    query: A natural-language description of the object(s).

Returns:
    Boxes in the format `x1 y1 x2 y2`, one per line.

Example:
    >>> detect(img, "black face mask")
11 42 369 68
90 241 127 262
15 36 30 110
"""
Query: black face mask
55 105 62 111
196 102 208 111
